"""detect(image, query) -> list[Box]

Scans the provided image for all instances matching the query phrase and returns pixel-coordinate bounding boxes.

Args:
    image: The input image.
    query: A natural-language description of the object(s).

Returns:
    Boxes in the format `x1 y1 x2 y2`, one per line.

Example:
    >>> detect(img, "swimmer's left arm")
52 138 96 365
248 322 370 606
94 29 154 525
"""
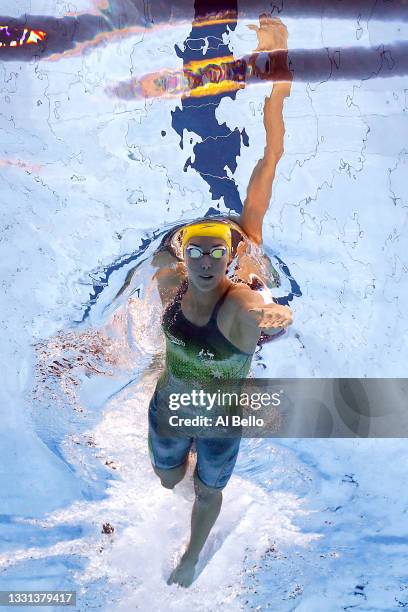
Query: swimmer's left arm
230 285 293 334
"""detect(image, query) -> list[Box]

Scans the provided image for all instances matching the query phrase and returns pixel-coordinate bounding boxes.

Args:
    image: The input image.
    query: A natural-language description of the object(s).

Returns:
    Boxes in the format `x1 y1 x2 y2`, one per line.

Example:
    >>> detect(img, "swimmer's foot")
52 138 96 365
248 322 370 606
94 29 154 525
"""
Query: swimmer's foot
167 552 198 588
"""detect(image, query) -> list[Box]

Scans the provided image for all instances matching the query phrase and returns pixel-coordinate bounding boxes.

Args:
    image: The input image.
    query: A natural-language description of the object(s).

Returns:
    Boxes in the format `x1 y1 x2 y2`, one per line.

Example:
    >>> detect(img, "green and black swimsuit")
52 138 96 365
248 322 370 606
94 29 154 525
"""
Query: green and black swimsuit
148 280 252 488
161 280 253 383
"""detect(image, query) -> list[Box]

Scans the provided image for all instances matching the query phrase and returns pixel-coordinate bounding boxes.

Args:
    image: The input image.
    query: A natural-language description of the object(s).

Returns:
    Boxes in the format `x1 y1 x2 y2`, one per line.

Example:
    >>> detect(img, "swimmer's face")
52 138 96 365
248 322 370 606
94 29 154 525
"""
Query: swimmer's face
184 235 230 291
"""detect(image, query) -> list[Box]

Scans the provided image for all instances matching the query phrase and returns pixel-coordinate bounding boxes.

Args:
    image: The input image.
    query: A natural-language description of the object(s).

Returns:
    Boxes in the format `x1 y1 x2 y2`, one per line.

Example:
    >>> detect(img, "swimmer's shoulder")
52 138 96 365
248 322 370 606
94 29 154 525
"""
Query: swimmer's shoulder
218 283 264 353
219 282 259 322
153 257 187 307
222 282 267 325
225 281 260 305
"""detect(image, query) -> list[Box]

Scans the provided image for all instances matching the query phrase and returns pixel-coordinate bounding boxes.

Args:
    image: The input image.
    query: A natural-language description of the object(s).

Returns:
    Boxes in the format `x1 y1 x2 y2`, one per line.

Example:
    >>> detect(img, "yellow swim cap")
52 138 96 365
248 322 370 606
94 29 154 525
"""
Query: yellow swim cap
181 221 232 253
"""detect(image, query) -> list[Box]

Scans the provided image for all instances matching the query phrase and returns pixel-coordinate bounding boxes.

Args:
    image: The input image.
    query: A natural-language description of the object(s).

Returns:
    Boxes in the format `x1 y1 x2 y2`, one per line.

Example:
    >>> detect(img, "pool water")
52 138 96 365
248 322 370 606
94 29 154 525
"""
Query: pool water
1 1 407 609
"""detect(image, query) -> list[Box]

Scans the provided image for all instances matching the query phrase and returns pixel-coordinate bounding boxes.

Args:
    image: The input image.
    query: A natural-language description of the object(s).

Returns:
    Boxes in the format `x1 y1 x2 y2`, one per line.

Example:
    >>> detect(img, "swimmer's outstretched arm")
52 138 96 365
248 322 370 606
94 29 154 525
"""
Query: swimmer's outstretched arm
229 283 293 340
238 17 292 245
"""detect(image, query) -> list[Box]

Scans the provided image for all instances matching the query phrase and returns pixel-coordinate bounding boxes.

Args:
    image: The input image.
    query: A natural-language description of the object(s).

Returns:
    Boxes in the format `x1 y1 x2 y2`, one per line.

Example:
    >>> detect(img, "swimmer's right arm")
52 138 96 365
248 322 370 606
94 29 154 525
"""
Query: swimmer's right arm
239 83 291 245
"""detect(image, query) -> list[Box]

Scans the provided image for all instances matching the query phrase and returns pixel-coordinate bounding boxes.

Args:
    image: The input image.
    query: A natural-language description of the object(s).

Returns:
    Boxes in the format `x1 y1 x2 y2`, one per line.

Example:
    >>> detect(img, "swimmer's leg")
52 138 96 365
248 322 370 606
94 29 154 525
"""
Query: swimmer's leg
167 470 222 588
148 394 192 490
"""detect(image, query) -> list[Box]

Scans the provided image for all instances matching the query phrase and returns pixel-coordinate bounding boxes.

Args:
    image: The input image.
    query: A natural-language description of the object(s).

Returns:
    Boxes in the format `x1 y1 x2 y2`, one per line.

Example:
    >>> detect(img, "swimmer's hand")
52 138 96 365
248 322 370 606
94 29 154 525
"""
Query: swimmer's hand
247 15 288 54
249 303 293 330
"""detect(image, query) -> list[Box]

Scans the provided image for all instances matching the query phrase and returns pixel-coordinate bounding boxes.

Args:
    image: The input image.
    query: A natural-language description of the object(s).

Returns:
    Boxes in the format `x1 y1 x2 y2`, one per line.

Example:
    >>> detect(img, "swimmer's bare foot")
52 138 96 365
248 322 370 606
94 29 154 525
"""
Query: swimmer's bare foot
167 552 198 588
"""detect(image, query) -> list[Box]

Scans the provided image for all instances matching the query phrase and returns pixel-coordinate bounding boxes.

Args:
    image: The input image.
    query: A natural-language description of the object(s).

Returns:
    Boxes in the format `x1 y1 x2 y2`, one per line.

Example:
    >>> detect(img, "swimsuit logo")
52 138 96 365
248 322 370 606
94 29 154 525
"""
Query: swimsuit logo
198 348 215 360
210 368 223 379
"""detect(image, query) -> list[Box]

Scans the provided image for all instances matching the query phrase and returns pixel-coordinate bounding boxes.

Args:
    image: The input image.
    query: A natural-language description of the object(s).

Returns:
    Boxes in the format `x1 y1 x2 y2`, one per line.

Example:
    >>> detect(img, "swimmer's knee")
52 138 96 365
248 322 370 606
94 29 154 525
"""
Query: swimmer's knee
161 480 175 490
153 466 175 489
193 470 223 502
153 462 187 489
157 471 175 490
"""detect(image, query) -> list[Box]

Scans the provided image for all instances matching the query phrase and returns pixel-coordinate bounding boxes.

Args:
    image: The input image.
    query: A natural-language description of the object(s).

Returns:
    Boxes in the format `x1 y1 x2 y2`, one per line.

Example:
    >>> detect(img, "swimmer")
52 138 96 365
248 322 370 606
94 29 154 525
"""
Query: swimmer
149 16 293 588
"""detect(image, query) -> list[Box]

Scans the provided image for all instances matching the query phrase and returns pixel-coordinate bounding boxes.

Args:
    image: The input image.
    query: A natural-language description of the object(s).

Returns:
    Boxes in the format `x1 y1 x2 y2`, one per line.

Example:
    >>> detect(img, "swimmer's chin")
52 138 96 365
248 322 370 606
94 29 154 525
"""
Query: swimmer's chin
189 275 221 291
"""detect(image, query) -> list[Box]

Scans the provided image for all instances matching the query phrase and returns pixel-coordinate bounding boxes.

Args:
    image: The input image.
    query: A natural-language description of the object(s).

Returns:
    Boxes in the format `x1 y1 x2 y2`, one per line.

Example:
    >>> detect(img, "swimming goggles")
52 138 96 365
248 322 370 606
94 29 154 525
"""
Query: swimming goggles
185 245 228 259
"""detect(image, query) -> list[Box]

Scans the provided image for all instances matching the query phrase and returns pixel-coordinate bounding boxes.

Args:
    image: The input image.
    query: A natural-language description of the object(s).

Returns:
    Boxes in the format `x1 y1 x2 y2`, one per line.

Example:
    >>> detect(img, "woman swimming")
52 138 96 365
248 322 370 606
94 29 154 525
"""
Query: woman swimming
149 15 293 587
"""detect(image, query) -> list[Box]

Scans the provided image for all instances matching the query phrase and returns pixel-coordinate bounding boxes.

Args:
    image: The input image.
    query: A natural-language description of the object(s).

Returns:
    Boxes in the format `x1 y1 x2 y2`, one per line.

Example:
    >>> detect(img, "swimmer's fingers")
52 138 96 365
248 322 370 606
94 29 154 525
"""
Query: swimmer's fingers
249 305 293 329
249 304 292 318
247 15 288 53
247 15 284 30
